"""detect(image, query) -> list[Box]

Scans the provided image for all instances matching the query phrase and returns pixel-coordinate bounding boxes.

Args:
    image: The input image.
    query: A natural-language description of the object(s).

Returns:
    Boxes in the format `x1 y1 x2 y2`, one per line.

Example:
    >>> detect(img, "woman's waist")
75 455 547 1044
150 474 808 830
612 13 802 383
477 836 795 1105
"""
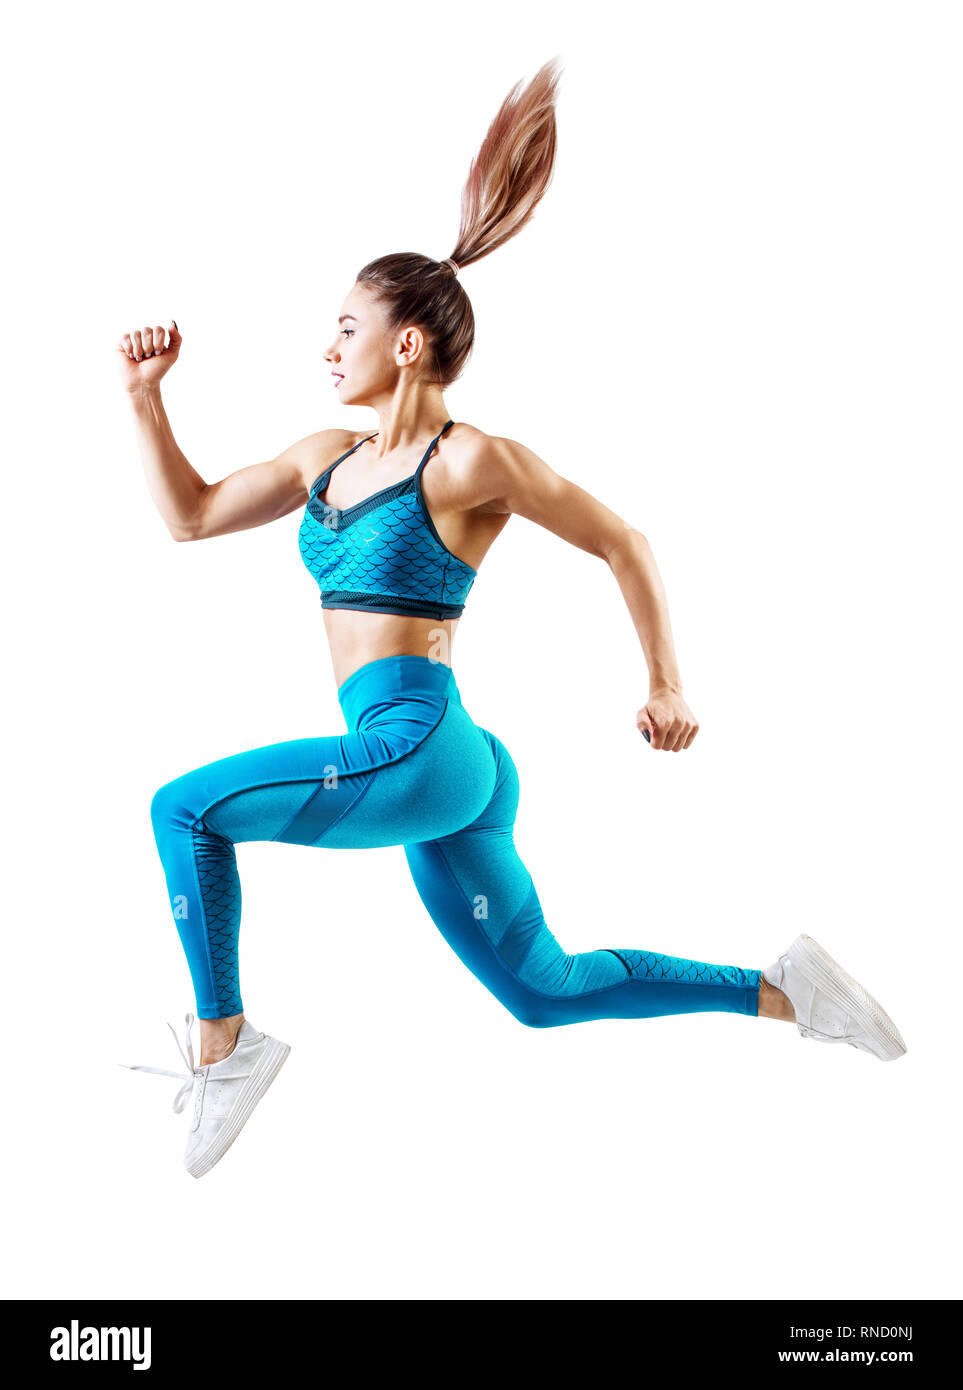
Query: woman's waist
324 610 459 689
337 651 463 734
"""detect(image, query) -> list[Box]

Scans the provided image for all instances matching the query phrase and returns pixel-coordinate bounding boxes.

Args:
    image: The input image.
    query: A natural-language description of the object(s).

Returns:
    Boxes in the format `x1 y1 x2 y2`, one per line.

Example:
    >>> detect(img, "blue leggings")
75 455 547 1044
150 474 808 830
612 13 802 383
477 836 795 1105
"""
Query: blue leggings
150 655 761 1023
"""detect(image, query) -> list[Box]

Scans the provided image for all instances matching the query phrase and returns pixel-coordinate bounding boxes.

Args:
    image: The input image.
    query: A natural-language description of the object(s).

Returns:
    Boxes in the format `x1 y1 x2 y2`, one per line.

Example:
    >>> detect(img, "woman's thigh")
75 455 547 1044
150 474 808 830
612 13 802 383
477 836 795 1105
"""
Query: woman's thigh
319 699 496 848
154 700 498 850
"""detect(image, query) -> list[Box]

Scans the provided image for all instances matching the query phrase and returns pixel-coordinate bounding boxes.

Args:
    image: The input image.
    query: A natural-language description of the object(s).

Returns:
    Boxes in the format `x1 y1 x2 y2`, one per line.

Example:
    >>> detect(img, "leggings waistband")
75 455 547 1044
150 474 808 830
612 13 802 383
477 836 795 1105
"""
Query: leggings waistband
337 654 462 732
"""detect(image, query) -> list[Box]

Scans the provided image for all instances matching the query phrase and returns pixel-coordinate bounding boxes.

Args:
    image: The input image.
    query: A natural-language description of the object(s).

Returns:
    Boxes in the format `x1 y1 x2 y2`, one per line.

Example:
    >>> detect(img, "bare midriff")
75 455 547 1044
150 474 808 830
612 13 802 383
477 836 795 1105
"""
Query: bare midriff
323 609 460 690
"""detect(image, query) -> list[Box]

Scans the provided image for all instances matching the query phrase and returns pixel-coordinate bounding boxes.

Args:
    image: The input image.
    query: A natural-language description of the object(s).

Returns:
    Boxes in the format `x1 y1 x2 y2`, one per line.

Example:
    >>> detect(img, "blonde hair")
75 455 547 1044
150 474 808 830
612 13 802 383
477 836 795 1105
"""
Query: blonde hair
356 57 563 386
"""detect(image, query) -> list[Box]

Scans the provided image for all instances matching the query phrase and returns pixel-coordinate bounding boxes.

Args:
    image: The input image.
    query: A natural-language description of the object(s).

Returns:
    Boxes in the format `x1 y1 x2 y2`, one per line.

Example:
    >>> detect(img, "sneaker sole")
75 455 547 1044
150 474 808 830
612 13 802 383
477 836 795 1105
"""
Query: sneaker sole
789 934 907 1061
187 1038 291 1178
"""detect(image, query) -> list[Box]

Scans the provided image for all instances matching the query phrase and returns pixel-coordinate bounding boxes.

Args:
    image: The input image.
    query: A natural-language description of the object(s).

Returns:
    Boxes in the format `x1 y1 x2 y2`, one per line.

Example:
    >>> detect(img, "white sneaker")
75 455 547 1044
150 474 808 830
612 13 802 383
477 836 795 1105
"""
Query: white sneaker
122 1012 291 1177
763 934 906 1061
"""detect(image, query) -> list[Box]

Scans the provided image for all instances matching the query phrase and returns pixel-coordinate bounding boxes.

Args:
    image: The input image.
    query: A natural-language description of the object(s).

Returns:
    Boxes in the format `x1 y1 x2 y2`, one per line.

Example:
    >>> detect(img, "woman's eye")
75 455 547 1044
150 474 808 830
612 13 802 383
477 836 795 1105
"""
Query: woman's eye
340 328 354 338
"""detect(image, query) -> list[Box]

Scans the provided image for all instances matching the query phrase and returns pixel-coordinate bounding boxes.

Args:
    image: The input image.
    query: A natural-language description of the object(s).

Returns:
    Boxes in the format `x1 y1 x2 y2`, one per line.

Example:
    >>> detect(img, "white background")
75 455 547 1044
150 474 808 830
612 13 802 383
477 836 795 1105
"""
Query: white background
2 0 960 1300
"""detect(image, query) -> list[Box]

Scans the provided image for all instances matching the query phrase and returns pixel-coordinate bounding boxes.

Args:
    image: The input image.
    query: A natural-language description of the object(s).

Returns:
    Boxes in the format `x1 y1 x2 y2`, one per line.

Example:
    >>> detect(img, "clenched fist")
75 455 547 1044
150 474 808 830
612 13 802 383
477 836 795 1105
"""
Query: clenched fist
637 688 700 751
115 320 181 393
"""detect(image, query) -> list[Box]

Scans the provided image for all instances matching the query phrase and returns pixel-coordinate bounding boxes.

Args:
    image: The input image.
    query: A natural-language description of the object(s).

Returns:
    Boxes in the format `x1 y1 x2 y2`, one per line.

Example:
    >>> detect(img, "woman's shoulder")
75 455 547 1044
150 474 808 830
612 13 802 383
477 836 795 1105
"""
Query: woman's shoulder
432 423 524 514
446 420 504 462
449 421 535 456
446 423 536 478
298 428 373 490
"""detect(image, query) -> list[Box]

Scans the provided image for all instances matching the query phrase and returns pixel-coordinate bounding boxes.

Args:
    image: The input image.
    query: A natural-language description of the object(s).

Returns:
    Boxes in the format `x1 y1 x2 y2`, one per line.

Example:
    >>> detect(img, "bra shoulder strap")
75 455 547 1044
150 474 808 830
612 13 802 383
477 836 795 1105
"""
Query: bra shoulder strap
332 431 379 466
309 432 378 495
414 419 455 479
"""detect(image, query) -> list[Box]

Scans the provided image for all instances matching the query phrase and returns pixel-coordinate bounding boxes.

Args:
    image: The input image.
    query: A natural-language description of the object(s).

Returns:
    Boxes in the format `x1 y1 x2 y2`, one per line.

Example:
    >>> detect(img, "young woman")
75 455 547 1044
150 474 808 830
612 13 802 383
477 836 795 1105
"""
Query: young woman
117 60 906 1179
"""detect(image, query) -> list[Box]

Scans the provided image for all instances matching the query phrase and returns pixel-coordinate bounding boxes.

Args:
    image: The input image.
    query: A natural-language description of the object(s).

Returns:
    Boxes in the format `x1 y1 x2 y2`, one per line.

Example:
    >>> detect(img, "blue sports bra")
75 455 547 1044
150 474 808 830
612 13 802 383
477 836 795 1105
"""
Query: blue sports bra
298 418 477 620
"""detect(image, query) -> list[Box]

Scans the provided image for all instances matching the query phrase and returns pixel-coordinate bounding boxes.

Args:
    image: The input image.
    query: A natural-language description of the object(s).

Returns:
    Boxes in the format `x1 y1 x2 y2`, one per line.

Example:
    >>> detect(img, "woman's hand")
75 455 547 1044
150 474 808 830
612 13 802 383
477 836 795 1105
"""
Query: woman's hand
115 320 181 393
637 688 700 751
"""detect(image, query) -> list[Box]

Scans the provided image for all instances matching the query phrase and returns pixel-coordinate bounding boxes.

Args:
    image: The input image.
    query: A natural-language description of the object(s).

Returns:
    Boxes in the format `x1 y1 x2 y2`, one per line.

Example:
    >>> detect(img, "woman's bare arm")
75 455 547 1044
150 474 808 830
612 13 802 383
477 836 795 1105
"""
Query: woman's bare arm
126 384 335 541
117 321 340 541
462 435 698 750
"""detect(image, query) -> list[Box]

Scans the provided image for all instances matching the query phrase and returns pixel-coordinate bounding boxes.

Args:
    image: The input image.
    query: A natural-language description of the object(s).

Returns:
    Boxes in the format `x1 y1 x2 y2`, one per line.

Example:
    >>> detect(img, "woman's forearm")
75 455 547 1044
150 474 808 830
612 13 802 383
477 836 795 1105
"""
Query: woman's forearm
126 384 207 539
606 530 684 693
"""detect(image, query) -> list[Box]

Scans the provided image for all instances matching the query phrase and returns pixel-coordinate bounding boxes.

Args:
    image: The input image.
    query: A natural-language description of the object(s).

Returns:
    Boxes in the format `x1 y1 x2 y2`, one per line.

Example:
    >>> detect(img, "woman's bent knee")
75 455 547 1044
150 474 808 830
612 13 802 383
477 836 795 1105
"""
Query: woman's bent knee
504 992 557 1029
150 776 201 836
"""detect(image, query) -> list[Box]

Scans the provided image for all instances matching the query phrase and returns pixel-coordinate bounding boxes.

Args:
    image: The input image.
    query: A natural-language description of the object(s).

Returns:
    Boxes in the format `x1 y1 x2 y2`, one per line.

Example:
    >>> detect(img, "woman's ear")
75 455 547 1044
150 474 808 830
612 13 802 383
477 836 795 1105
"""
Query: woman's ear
395 325 426 367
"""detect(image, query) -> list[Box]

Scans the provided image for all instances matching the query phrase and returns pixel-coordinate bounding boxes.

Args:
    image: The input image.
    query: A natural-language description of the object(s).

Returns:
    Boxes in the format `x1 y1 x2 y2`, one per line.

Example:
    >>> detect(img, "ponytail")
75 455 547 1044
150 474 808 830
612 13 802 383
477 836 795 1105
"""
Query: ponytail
356 57 563 386
450 56 562 271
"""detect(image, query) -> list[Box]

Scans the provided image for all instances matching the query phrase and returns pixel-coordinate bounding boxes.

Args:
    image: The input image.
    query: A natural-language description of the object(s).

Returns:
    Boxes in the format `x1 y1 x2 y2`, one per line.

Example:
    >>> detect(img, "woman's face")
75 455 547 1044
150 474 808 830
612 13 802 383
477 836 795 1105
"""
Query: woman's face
324 282 408 407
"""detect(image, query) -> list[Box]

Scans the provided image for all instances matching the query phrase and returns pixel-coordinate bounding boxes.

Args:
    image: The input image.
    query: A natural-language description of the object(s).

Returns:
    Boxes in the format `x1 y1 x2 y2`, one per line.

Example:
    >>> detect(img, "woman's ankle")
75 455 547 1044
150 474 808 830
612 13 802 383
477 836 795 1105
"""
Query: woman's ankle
757 976 795 1022
198 1013 245 1066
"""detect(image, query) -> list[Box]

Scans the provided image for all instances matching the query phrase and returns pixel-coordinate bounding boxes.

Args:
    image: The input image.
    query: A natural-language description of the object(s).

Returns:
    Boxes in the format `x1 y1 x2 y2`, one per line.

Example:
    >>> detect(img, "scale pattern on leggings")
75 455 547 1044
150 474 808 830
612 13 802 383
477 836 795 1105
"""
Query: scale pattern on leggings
607 948 760 989
192 826 243 1016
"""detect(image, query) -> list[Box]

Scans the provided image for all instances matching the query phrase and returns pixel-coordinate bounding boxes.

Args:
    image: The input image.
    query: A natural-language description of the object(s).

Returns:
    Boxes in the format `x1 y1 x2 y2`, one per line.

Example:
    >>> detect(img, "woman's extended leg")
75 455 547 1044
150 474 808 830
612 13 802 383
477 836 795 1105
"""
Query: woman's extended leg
149 731 371 1030
149 649 786 1066
149 684 498 1061
404 727 771 1026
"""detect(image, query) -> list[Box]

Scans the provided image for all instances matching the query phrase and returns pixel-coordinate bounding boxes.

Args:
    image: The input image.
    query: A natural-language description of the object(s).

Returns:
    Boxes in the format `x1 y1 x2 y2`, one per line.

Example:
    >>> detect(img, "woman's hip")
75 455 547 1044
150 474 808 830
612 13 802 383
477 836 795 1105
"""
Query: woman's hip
324 662 498 846
336 653 462 734
152 655 499 849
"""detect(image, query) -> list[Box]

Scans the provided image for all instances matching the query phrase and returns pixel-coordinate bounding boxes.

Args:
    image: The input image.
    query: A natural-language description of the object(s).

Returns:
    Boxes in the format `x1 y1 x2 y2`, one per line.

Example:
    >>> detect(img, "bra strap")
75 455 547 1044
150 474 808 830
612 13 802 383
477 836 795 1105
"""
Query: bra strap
414 419 454 477
310 432 379 496
332 431 379 467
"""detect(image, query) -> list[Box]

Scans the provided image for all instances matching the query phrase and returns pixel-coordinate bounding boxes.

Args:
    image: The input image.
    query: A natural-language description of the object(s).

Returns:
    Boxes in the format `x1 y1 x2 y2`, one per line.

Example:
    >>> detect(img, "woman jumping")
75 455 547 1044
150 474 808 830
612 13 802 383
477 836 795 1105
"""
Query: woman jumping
117 59 906 1179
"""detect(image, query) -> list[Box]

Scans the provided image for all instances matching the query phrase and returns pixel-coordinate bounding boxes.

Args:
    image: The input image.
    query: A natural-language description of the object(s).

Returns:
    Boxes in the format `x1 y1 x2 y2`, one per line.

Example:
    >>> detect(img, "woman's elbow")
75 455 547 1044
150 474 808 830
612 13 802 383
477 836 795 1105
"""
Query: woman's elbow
605 525 649 564
167 517 202 542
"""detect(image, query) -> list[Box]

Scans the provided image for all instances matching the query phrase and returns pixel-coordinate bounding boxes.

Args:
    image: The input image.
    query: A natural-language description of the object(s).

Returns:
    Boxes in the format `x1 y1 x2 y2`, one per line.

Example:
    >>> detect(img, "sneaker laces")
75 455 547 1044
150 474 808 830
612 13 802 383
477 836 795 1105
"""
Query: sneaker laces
120 1011 200 1113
